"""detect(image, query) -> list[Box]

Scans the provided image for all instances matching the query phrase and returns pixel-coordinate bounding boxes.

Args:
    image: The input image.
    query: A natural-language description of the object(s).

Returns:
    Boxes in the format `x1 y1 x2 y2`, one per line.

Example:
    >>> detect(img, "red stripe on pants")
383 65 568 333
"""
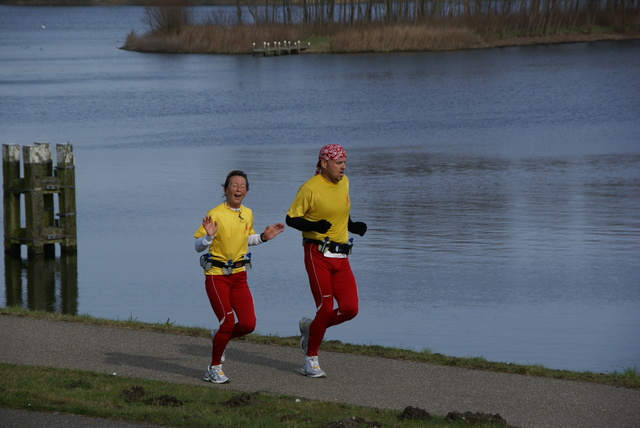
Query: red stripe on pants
303 243 358 356
205 271 256 365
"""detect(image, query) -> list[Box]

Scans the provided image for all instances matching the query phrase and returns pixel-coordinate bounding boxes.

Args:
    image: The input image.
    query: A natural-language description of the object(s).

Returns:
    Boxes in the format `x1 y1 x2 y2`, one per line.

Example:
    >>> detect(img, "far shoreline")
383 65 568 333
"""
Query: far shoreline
478 31 640 50
120 25 640 55
3 1 638 53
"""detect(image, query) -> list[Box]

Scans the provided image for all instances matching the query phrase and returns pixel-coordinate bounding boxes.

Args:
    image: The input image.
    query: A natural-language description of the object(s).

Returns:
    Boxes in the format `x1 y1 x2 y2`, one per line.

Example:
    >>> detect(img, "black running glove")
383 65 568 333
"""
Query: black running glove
286 215 332 233
348 217 367 236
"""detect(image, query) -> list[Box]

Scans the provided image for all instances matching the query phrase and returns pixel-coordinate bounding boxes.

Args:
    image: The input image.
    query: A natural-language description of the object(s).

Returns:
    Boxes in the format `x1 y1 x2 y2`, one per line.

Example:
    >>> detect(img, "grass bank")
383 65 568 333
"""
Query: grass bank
0 363 513 427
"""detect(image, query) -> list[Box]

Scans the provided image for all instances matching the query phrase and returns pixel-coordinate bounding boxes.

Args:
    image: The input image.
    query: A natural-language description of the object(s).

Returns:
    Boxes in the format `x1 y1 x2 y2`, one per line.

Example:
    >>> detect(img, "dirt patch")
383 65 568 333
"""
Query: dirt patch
63 379 91 389
120 386 184 407
398 406 432 421
120 386 146 402
145 394 184 407
317 406 511 427
222 391 261 407
318 416 382 427
446 410 510 426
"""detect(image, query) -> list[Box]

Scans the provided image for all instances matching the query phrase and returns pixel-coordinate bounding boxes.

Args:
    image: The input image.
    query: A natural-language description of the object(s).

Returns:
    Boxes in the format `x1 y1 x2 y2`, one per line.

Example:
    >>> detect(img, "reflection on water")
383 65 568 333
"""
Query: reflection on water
4 254 78 314
354 150 640 265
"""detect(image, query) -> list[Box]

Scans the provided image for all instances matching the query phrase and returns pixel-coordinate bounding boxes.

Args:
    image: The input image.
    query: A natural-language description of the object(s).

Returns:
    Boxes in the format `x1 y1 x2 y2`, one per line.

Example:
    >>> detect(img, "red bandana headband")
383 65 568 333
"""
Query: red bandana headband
316 144 347 174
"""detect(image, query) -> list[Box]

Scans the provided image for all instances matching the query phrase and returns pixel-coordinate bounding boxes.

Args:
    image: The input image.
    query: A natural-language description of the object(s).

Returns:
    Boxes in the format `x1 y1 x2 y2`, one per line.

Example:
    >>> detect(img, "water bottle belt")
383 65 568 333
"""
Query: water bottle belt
210 259 249 269
303 238 353 255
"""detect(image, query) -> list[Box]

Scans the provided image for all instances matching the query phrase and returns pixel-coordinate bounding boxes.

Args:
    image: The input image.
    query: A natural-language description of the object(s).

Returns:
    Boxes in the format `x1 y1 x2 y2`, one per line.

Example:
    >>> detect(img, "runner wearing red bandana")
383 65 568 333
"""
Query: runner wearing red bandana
286 144 368 378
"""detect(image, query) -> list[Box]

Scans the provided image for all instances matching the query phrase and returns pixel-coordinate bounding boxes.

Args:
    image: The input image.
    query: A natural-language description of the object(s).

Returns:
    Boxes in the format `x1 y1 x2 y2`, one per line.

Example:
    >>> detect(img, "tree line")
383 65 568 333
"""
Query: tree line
235 0 638 34
147 0 639 37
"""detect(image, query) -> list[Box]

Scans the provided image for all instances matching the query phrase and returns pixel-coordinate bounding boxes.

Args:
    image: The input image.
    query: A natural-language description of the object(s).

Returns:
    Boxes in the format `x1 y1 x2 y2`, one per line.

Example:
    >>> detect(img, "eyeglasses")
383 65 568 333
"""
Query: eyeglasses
238 212 245 223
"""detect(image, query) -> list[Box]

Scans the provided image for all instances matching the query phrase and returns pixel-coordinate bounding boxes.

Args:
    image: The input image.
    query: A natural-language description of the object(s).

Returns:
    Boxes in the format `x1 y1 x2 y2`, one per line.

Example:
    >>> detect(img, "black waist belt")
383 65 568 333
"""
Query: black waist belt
210 259 249 269
303 238 352 255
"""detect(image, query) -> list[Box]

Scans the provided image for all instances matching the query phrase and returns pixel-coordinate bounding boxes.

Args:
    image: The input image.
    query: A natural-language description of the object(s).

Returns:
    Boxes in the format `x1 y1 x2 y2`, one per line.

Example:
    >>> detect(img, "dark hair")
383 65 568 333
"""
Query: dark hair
223 170 249 191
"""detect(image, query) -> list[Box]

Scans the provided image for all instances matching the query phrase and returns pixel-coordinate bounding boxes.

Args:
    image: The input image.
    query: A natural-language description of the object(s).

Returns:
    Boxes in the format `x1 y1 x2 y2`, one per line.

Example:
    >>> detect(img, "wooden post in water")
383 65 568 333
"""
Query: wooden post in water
2 142 77 257
23 144 50 256
2 144 21 257
55 143 77 254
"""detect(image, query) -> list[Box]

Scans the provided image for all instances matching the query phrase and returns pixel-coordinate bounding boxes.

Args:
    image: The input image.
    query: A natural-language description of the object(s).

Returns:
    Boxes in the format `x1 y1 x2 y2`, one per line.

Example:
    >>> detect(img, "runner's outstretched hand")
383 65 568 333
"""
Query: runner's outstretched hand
261 223 285 241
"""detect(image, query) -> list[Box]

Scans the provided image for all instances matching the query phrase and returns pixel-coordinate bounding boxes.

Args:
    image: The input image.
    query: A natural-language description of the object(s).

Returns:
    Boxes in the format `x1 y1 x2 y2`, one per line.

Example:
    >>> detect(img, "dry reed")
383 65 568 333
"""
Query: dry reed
124 23 493 53
330 25 488 52
125 24 320 54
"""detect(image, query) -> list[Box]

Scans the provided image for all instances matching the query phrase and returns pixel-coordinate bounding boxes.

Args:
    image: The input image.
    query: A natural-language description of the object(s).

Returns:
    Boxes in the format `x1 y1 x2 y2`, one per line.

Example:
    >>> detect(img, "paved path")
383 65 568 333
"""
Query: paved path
1 315 639 428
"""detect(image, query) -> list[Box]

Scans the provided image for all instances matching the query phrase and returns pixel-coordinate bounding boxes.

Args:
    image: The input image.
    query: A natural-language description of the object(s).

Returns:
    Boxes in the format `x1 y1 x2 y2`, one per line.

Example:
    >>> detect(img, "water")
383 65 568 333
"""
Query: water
1 5 639 374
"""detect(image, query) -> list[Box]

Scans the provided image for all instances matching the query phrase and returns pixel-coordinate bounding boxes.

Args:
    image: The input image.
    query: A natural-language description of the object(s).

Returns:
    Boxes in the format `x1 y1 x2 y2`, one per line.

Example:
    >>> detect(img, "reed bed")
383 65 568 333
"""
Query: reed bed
125 24 318 54
329 25 488 52
124 23 492 53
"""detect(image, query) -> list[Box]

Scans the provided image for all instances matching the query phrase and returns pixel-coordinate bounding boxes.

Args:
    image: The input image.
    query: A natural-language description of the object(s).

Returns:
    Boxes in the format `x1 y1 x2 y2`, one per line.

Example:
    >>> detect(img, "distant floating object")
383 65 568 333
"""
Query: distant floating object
41 24 46 29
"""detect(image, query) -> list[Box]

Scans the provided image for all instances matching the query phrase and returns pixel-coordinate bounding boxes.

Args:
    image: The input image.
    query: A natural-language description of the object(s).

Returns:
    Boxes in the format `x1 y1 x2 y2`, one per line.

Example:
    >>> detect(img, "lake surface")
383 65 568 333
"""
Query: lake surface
1 5 639 374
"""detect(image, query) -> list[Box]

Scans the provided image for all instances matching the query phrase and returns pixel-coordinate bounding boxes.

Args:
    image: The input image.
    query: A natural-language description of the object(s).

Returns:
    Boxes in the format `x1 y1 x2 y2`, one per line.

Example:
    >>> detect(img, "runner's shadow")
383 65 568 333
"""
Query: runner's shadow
178 340 297 374
103 342 297 377
103 351 196 377
225 345 300 374
178 342 210 357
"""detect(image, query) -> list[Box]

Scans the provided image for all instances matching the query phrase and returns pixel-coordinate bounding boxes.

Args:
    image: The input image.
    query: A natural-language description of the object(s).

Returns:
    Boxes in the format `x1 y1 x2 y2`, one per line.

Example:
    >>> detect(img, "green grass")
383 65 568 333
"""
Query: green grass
3 363 477 427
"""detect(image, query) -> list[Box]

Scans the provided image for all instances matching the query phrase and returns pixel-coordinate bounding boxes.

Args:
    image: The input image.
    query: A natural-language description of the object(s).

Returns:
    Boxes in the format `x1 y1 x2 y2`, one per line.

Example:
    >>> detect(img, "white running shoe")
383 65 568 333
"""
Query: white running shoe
299 317 312 355
211 329 225 363
203 364 229 384
300 356 326 378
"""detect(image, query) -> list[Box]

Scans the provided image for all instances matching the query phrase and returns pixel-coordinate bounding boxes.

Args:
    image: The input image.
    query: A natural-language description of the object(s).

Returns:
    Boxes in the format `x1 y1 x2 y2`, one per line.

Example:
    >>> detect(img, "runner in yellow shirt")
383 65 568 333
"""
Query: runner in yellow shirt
194 170 284 383
286 145 368 377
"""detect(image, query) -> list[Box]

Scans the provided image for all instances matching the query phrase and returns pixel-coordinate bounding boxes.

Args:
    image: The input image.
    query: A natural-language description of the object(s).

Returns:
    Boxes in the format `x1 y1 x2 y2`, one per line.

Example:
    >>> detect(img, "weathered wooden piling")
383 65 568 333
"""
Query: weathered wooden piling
2 143 77 257
2 144 21 257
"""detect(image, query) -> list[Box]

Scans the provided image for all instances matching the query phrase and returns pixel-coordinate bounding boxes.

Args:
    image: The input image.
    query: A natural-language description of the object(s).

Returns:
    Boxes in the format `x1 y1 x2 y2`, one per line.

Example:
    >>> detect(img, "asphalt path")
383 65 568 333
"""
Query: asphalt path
1 315 639 428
